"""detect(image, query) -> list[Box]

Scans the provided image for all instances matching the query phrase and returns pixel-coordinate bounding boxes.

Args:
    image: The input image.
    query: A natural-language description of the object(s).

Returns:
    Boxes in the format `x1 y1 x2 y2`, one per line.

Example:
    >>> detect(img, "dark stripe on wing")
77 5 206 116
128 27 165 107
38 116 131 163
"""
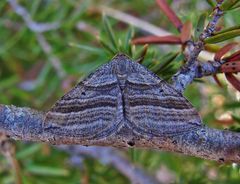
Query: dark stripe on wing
83 83 118 91
56 97 116 107
128 97 192 110
51 101 117 113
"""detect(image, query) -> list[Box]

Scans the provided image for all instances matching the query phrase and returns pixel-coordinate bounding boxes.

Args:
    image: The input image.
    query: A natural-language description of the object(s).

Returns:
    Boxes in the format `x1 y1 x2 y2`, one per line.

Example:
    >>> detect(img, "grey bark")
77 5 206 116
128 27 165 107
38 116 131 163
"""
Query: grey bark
1 104 240 164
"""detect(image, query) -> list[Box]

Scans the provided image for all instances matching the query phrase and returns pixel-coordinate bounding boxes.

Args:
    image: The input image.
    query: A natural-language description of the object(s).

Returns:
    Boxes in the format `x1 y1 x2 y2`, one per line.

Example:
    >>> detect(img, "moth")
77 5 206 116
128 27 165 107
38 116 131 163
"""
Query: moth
44 53 202 146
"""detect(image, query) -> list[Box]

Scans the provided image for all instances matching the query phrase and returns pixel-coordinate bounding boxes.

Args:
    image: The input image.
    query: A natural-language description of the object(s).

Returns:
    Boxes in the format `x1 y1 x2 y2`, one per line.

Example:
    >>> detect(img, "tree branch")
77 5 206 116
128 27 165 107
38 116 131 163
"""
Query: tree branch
0 105 161 183
172 1 225 92
1 104 240 164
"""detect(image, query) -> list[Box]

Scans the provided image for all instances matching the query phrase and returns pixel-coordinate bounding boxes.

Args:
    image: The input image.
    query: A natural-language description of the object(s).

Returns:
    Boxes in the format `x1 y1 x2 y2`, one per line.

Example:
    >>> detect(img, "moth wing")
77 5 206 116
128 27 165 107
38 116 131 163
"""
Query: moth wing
124 62 202 137
44 62 123 140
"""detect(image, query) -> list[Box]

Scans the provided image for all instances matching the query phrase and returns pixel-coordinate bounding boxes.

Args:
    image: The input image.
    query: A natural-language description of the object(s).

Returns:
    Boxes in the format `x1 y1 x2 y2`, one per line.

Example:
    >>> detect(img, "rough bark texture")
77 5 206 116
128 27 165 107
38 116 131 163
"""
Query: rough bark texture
172 0 224 93
1 104 240 164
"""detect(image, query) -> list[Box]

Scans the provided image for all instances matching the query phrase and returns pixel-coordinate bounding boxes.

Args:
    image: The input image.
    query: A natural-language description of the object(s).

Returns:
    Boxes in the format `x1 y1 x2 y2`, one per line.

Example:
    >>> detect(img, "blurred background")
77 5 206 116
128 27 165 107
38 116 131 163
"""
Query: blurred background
0 0 240 183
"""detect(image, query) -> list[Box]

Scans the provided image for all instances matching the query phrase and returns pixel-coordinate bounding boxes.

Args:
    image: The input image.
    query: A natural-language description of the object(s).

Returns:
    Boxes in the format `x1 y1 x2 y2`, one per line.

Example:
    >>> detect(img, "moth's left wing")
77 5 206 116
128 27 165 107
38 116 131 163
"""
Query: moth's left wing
44 62 123 140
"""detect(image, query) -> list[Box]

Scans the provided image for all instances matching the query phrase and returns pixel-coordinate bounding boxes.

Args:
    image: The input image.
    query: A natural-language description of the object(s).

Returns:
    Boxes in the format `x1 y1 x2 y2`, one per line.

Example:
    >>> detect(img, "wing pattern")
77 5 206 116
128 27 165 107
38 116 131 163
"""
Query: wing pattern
44 62 124 139
124 61 202 137
44 54 202 140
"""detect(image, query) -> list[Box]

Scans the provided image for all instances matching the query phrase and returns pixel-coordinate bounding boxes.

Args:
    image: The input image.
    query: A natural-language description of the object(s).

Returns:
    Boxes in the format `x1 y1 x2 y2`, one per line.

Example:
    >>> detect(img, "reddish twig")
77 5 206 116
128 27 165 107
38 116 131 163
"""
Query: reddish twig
155 0 182 31
132 35 181 45
225 73 240 91
214 43 238 61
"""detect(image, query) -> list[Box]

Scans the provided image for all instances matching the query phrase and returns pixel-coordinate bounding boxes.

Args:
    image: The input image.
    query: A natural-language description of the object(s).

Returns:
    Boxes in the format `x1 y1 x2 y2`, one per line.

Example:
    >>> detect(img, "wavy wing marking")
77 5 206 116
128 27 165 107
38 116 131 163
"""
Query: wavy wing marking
44 63 123 140
124 62 202 137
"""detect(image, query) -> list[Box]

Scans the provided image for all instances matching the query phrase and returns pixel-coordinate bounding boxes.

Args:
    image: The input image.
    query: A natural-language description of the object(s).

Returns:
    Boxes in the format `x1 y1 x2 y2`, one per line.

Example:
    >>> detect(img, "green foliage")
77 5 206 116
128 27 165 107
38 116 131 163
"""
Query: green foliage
206 0 216 7
204 29 240 43
149 52 180 80
220 0 240 11
194 12 207 41
1 0 240 184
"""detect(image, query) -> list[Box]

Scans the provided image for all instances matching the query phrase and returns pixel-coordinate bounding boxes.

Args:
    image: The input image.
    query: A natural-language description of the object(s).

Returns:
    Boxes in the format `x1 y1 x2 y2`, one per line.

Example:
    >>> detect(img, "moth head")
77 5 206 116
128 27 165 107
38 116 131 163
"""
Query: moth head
112 53 131 77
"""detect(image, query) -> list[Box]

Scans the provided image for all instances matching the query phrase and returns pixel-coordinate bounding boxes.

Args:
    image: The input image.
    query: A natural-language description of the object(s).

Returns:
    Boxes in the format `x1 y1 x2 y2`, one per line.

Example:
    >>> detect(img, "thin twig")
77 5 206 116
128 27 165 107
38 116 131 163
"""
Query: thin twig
8 0 66 79
200 0 224 40
8 0 59 32
172 1 225 93
36 34 66 78
76 21 99 35
101 6 171 36
0 133 22 184
59 146 161 184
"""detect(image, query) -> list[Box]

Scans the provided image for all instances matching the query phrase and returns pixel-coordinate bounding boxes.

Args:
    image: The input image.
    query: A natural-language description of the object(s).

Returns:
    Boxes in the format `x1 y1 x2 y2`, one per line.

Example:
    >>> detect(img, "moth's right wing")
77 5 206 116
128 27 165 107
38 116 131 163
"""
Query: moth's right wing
124 61 202 137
